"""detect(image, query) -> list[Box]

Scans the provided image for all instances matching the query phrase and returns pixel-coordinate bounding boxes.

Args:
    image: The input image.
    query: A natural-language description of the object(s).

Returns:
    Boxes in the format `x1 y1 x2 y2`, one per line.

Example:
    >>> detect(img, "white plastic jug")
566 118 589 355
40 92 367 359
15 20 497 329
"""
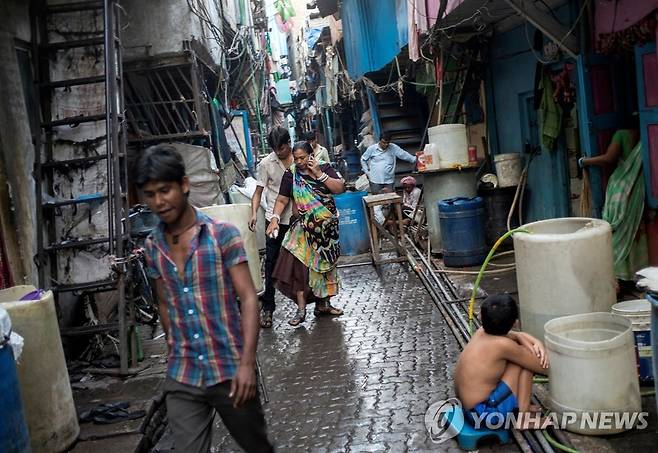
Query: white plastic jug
422 143 441 171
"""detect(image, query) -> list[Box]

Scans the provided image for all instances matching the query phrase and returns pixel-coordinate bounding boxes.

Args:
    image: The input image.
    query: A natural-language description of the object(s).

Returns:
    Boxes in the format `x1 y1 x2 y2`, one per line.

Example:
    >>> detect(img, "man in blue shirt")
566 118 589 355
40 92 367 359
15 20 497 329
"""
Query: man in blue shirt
360 131 417 193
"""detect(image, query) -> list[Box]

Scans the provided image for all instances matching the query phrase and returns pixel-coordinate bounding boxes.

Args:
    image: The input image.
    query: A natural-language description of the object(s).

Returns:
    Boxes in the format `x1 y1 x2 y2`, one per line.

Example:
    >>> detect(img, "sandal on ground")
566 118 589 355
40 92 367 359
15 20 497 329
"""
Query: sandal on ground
314 304 344 317
92 407 146 425
79 402 146 424
260 310 273 328
288 308 306 326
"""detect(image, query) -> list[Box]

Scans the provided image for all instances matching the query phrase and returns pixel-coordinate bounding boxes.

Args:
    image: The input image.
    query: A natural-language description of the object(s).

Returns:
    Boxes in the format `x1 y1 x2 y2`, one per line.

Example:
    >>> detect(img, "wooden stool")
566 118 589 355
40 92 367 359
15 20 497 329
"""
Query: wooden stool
362 193 407 270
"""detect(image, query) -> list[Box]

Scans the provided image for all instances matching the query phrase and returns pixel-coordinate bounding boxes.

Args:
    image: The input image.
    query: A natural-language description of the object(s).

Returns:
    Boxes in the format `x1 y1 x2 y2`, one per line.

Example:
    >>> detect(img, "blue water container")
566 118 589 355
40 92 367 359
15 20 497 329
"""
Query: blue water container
648 294 658 416
344 150 361 177
438 197 487 267
335 191 370 256
0 342 30 453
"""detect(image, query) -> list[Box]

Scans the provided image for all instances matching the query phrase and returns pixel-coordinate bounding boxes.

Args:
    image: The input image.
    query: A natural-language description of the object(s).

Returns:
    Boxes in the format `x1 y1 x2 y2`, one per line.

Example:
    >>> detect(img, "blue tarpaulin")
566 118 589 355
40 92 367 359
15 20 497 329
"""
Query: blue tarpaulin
341 0 409 78
306 27 323 49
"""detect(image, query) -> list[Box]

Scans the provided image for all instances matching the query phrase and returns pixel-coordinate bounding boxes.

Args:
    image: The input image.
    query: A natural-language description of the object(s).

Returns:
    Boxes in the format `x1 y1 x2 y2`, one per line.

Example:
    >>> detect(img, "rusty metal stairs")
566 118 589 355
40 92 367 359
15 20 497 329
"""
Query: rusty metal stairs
31 0 136 374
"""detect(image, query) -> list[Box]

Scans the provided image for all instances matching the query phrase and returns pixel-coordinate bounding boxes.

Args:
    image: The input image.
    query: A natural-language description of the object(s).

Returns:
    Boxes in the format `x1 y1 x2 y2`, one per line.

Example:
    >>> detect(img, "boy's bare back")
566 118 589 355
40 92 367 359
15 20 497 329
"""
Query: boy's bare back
454 328 513 409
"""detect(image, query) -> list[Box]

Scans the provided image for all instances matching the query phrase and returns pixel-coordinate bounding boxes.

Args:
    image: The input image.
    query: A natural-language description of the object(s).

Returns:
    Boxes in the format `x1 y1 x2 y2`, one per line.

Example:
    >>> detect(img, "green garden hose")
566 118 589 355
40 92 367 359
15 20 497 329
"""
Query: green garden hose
542 430 581 453
468 227 530 334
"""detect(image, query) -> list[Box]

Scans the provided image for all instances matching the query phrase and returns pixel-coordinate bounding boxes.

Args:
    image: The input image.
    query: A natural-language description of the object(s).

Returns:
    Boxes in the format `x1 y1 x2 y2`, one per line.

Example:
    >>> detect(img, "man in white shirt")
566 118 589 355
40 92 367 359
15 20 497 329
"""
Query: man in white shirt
401 176 421 213
361 131 416 193
249 127 293 328
304 130 331 163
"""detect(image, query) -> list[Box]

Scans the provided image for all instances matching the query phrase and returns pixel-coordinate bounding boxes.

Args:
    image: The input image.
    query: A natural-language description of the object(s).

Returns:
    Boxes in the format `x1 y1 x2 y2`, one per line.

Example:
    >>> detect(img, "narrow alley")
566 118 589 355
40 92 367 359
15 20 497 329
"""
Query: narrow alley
196 263 461 452
3 1 658 453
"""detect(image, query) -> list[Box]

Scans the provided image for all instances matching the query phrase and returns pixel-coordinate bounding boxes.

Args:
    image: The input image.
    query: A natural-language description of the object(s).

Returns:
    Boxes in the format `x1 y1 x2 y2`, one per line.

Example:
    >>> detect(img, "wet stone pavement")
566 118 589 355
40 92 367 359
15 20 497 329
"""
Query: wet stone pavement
211 262 463 452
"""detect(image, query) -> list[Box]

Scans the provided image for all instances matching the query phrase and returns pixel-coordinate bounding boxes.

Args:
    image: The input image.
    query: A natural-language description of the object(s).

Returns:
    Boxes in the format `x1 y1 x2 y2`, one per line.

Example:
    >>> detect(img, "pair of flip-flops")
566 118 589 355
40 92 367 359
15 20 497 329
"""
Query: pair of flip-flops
79 401 146 425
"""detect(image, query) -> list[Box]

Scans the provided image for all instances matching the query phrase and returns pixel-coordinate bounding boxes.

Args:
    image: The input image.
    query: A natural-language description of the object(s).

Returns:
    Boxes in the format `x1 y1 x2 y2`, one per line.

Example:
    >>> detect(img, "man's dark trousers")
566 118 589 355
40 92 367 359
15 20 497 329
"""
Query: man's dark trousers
262 220 289 312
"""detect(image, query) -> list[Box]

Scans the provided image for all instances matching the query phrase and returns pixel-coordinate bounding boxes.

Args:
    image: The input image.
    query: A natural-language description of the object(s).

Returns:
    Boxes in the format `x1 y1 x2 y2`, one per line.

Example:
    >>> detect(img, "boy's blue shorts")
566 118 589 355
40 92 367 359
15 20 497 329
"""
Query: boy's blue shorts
467 380 518 427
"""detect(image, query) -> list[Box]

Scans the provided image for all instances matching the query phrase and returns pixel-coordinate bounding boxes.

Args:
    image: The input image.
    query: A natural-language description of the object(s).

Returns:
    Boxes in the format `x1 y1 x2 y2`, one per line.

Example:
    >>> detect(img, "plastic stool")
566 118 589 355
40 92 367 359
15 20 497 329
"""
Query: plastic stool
444 406 510 451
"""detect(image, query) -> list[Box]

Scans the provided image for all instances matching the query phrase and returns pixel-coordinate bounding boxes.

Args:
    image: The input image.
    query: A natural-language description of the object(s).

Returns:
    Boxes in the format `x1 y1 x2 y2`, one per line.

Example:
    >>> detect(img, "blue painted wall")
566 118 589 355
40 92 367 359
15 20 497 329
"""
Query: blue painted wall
487 12 575 222
341 0 408 78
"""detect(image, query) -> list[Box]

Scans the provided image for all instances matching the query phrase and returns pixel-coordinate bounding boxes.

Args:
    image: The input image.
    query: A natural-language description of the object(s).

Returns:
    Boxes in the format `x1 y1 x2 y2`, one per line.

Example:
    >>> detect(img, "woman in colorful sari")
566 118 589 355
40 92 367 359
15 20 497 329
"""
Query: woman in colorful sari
581 117 649 283
266 141 346 326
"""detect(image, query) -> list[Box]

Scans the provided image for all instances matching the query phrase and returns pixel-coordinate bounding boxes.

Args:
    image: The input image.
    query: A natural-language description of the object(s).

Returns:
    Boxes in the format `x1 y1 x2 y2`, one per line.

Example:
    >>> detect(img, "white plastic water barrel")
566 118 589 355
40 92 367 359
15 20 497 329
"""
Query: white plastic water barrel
545 313 641 435
427 124 469 168
228 186 266 251
493 153 523 187
200 204 264 293
612 299 653 382
0 286 79 453
513 218 616 340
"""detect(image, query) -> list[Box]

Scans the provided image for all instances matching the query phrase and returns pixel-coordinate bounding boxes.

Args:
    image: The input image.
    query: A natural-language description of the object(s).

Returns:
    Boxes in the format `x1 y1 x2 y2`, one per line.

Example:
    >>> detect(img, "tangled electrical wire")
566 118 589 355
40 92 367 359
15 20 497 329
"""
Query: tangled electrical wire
185 0 266 108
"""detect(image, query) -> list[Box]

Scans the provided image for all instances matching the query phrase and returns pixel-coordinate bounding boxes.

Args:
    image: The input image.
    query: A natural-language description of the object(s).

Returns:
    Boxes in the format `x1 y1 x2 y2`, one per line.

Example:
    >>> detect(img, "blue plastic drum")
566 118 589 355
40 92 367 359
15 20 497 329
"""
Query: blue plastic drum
438 197 487 267
0 342 30 453
335 191 370 256
648 294 658 417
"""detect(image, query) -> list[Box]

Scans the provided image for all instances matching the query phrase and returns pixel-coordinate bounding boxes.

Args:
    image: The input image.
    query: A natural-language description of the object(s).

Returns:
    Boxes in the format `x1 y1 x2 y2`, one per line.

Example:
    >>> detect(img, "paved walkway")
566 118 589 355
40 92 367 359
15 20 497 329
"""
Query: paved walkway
209 262 463 452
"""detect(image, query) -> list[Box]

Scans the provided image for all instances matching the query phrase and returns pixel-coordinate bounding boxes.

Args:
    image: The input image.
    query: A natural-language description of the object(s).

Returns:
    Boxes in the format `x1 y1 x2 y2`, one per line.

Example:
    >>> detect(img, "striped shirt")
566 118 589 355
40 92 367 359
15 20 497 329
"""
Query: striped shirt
144 209 248 387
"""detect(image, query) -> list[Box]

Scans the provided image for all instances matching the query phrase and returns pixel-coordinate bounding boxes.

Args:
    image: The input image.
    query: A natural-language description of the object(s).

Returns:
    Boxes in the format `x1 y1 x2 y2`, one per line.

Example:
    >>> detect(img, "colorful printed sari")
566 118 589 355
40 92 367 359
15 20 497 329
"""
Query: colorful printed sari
281 164 340 297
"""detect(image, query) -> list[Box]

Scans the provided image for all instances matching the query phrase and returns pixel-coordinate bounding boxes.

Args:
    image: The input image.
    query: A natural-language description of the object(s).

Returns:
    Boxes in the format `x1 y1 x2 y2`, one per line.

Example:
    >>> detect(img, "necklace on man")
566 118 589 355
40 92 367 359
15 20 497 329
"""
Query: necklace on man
168 221 197 245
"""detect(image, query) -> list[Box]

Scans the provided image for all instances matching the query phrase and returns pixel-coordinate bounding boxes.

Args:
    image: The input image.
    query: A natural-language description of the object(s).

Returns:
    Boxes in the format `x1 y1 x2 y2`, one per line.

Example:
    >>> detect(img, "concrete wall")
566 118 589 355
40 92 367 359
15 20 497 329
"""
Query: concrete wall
122 0 236 66
0 1 37 285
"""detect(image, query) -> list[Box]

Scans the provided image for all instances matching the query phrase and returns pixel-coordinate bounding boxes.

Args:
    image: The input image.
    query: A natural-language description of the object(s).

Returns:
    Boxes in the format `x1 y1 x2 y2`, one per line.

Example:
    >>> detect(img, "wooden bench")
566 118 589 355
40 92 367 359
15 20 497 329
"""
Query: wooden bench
362 193 407 270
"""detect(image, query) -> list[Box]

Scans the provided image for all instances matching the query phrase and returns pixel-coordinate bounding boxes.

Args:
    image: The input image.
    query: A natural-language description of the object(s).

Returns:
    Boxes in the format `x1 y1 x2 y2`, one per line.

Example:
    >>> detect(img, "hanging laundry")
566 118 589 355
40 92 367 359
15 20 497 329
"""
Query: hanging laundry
407 0 428 61
539 70 562 151
274 0 296 33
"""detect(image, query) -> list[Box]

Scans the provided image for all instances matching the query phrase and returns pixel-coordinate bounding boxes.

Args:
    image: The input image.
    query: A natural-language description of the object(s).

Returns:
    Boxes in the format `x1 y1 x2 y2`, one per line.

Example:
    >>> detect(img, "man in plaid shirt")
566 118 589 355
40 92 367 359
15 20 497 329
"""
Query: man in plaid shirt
136 145 273 452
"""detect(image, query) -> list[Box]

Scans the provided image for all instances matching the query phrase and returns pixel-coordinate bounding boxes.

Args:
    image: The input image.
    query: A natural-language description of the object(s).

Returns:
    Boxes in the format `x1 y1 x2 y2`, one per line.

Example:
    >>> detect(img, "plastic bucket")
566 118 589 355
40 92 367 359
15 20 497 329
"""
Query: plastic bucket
493 153 523 188
335 191 370 256
438 197 487 267
611 300 653 383
427 124 468 168
545 313 641 435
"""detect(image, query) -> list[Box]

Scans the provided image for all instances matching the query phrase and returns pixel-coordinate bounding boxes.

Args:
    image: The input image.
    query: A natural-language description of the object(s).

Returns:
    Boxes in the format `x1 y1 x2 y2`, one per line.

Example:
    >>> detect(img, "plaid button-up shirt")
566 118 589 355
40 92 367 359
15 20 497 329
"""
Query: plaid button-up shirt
144 209 248 387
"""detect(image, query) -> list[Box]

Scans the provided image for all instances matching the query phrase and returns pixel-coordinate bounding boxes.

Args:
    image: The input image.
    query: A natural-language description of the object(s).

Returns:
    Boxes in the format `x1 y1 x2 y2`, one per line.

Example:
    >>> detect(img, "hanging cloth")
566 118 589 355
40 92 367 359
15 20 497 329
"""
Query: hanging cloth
539 70 562 150
602 138 649 280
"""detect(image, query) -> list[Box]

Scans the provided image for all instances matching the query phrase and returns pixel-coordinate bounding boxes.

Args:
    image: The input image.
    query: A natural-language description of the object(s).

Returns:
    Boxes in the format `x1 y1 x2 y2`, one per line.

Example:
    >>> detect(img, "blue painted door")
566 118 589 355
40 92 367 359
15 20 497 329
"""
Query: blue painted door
635 42 658 209
518 92 570 222
576 54 626 217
